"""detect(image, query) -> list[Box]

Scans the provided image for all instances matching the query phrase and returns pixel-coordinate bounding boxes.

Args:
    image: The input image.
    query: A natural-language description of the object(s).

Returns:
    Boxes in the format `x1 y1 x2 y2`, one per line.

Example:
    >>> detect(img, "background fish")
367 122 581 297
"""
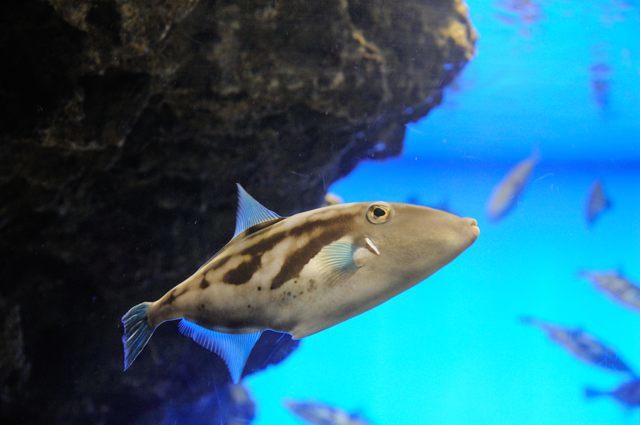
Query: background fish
580 270 640 312
323 193 344 206
589 62 612 111
585 180 612 226
284 400 371 425
585 379 640 409
144 383 255 425
520 316 635 374
486 149 539 222
121 184 479 382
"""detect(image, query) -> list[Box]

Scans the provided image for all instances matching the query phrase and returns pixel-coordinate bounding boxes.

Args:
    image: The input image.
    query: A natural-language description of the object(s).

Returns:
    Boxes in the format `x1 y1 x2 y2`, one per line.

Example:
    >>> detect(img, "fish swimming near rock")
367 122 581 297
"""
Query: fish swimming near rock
284 399 371 425
520 316 635 375
585 180 612 226
121 184 480 381
585 379 640 408
579 270 640 312
486 150 539 222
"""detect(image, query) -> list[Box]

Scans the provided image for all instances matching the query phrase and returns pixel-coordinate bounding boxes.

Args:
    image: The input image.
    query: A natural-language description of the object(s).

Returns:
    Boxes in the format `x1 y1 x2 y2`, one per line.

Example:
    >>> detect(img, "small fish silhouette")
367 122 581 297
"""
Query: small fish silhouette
580 270 640 312
323 192 344 206
495 0 543 28
585 379 640 408
486 150 539 222
590 62 612 111
585 180 612 226
520 316 635 375
285 399 371 425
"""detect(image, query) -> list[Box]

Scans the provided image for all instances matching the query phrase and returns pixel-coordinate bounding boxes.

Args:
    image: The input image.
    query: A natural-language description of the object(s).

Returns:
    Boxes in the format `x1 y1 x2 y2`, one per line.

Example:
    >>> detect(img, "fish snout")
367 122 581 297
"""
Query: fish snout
462 217 480 241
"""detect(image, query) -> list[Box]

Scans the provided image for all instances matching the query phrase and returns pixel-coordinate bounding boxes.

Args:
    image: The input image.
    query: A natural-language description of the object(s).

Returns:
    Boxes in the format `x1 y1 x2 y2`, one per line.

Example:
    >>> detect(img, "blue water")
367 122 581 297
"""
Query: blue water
247 1 640 424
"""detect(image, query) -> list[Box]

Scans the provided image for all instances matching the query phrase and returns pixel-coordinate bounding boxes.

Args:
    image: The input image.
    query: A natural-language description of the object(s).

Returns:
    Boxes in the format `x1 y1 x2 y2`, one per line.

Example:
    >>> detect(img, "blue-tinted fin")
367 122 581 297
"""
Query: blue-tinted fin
178 319 261 382
121 302 155 370
234 184 282 238
314 239 359 284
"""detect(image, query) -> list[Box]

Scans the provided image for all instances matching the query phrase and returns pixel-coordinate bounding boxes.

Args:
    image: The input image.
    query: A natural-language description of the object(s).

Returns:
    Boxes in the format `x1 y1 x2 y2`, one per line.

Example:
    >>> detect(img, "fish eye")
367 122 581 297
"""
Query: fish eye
366 203 391 224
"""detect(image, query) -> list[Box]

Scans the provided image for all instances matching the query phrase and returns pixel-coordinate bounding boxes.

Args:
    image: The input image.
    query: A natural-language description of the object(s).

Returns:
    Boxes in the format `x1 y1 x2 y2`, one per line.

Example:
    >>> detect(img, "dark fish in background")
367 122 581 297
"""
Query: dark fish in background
494 0 543 35
590 62 612 111
323 192 344 206
585 180 612 226
486 150 540 222
520 316 635 375
580 270 640 312
585 379 640 408
285 400 371 425
135 383 256 425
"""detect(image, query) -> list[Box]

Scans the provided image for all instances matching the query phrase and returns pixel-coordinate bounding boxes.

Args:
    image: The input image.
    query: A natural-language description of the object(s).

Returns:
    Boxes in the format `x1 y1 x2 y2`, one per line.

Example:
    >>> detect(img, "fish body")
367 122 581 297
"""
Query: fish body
521 317 634 374
585 180 612 226
285 400 371 425
486 150 539 222
590 62 612 111
122 185 479 381
580 270 640 312
585 379 640 408
406 194 453 214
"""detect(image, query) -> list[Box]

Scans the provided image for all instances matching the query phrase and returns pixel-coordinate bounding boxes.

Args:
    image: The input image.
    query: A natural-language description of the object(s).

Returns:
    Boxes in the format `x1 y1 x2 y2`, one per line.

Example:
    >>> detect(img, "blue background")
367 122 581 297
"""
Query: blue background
248 1 640 423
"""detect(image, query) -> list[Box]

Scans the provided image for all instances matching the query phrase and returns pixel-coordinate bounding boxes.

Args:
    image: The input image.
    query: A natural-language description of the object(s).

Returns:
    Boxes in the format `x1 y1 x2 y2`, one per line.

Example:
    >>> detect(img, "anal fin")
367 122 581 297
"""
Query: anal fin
178 319 261 382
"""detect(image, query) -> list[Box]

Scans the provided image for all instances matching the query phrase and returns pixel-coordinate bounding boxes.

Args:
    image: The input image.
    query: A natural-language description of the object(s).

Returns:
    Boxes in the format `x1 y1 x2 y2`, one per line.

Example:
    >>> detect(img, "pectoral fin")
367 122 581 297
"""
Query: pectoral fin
313 238 375 284
178 319 261 383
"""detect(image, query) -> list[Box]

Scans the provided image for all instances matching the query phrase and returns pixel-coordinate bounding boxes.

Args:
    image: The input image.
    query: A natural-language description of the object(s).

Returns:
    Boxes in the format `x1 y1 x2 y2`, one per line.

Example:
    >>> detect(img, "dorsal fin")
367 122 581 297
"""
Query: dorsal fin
178 319 262 383
234 184 281 238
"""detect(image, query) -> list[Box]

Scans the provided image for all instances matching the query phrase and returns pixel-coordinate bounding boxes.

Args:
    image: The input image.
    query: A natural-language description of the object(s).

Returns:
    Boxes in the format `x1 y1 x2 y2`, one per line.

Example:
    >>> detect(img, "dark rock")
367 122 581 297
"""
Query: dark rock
0 305 31 406
0 0 475 424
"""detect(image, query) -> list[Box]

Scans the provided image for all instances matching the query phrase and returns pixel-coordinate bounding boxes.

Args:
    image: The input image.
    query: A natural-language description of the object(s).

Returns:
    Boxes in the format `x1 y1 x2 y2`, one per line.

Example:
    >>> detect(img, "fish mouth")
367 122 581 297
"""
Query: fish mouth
463 217 480 240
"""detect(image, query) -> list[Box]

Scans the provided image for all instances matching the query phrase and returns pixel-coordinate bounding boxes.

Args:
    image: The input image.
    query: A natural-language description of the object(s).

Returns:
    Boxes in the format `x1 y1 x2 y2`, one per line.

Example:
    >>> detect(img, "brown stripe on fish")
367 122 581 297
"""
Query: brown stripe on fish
242 217 285 236
195 253 233 279
160 286 190 306
270 213 357 290
222 231 289 285
202 253 232 273
199 277 209 289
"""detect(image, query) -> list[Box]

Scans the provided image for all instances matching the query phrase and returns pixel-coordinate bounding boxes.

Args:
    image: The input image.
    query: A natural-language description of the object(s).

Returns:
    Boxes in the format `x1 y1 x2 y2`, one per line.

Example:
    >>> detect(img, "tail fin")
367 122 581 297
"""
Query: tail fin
584 387 605 399
121 302 155 370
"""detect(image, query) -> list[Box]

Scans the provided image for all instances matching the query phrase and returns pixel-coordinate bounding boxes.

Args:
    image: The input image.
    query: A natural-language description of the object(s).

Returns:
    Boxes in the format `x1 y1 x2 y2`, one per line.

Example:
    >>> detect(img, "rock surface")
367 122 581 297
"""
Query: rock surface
0 0 475 423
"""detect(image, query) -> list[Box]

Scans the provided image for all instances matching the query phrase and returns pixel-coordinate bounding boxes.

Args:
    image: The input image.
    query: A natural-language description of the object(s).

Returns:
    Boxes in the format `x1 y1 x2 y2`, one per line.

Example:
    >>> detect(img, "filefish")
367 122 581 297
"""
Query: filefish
579 270 640 312
284 400 371 425
486 150 539 222
122 185 479 381
590 62 612 111
585 379 640 408
585 180 612 226
520 317 635 374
